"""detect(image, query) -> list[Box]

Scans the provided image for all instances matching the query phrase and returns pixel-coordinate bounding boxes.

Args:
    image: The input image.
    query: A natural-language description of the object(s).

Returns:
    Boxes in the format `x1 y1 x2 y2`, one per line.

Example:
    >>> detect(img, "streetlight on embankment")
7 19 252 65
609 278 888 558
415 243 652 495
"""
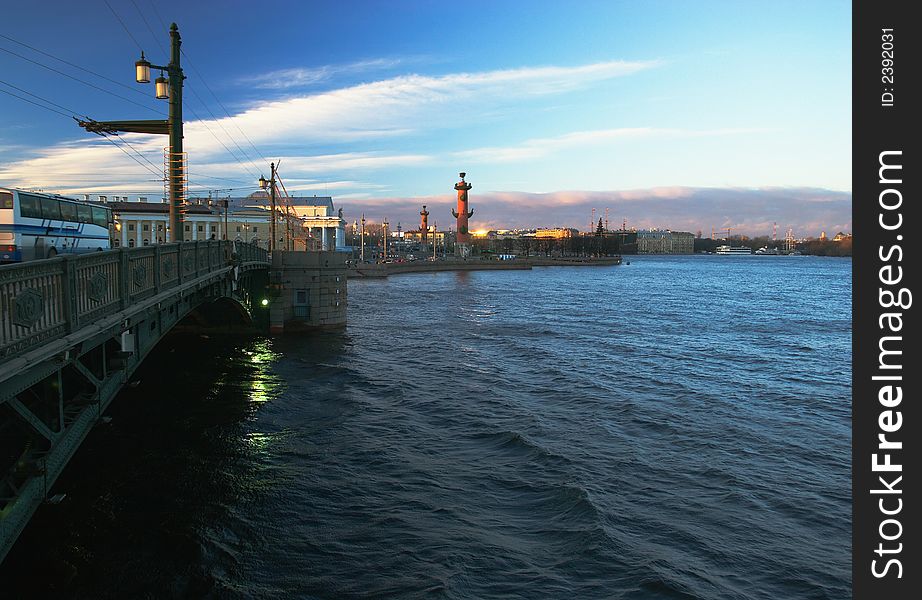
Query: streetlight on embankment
258 163 279 253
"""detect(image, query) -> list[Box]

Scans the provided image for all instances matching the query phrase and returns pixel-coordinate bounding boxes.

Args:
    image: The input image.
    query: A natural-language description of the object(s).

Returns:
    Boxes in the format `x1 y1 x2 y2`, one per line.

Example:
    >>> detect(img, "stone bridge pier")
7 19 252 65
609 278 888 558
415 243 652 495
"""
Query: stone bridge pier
268 251 347 333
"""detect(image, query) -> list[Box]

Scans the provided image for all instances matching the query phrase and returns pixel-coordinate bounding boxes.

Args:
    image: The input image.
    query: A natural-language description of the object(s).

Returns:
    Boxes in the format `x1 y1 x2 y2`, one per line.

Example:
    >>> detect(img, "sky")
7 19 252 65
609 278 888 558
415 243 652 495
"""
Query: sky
0 0 851 236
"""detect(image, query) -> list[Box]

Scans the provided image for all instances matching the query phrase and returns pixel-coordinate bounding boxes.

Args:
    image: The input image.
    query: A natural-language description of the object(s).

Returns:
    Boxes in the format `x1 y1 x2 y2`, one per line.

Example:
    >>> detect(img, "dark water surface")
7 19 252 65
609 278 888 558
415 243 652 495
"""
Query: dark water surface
2 255 851 599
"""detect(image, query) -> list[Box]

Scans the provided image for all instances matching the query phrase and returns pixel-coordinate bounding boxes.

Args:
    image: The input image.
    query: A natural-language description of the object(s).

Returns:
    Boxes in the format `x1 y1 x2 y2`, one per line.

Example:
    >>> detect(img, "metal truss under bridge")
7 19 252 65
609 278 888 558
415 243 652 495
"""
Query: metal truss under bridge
0 241 269 562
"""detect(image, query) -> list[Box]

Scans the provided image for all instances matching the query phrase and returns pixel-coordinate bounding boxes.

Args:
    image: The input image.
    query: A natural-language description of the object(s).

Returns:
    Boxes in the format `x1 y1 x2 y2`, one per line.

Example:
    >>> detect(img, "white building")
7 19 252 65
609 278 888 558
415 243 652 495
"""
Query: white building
108 202 229 247
195 192 347 251
87 192 347 251
286 196 346 251
635 229 695 254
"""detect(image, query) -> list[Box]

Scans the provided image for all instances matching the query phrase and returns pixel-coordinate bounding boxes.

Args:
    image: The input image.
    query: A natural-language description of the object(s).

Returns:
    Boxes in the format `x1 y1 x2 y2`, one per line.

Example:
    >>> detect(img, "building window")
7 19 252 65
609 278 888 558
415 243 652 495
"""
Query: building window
185 225 191 232
113 239 120 247
143 239 150 246
236 226 242 232
128 239 135 247
157 224 163 232
128 224 135 231
99 195 107 202
252 226 258 233
142 224 149 231
139 197 147 202
198 225 204 232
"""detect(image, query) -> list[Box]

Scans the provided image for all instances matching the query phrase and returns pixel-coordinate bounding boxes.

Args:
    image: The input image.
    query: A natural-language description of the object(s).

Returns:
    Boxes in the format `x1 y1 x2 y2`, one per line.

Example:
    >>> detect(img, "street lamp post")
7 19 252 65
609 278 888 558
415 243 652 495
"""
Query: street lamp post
383 218 389 260
259 163 278 253
221 198 229 240
285 203 292 250
78 23 186 242
360 213 365 262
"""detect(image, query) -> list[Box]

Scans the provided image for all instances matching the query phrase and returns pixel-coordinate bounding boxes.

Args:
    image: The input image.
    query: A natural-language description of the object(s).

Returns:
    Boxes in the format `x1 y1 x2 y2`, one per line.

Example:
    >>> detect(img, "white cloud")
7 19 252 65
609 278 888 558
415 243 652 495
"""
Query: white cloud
453 127 770 163
188 59 661 154
243 58 415 89
1 58 661 192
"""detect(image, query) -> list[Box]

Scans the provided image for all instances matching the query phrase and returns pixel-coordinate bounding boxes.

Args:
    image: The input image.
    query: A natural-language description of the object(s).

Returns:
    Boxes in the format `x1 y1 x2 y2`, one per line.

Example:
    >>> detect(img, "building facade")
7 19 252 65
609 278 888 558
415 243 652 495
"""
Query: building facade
635 229 695 254
533 228 579 240
87 191 347 251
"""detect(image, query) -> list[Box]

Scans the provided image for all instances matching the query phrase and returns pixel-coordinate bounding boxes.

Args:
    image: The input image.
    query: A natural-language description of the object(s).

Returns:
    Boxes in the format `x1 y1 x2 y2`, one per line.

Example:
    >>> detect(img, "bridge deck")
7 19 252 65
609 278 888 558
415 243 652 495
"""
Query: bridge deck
0 240 269 563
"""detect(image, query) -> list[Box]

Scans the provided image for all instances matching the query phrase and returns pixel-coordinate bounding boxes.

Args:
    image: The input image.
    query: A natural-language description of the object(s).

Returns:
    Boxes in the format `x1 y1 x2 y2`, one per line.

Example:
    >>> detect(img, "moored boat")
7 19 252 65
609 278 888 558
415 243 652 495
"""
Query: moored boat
715 245 752 255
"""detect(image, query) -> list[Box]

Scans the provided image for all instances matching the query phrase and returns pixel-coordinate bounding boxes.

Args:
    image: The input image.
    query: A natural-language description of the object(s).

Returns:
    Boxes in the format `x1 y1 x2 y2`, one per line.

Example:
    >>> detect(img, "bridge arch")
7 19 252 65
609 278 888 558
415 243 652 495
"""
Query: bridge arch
0 241 269 562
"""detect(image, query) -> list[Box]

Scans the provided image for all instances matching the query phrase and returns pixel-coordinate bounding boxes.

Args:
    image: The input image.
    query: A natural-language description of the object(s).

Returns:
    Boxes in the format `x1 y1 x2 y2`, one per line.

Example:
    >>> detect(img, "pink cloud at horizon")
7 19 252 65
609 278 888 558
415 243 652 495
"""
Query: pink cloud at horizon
334 186 851 239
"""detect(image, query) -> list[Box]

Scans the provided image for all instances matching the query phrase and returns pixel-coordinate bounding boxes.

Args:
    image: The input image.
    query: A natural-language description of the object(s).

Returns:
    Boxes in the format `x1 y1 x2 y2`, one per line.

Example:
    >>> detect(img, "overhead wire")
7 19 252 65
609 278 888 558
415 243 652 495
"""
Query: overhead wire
0 79 161 183
182 100 261 179
103 0 144 52
0 45 165 115
0 78 78 119
4 3 274 196
129 0 167 55
102 2 264 193
187 172 253 185
183 83 261 177
99 135 163 179
134 1 263 180
0 32 154 99
180 54 265 169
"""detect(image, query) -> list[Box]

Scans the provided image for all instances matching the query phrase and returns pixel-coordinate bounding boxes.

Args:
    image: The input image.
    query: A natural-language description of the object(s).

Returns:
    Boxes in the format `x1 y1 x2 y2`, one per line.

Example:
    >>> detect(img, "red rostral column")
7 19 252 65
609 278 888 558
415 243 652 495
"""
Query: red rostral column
420 205 430 244
451 172 473 244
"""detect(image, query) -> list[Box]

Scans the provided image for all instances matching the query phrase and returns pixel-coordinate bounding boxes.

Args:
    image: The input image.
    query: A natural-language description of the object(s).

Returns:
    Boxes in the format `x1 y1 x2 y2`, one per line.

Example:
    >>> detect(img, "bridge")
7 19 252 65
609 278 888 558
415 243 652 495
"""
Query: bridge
0 241 269 562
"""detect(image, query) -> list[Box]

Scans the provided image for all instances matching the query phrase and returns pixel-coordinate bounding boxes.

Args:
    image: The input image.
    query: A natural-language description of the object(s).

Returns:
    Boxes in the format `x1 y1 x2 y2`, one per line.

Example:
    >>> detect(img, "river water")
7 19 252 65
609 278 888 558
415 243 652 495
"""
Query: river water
2 255 851 599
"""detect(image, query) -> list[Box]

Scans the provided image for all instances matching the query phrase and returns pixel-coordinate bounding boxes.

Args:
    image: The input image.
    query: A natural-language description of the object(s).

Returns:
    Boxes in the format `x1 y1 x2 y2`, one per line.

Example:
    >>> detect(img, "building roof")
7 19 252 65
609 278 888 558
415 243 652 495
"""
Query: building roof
95 201 213 215
186 194 335 210
287 196 333 209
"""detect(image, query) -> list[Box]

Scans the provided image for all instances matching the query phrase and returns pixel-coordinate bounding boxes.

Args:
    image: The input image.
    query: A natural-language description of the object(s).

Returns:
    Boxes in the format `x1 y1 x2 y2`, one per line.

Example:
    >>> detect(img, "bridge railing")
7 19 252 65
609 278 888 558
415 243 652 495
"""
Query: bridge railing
0 241 268 360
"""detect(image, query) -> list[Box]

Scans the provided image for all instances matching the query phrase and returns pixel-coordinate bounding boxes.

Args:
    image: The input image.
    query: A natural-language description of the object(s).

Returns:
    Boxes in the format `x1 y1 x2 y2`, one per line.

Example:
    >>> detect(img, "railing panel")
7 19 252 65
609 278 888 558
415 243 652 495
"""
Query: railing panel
209 242 221 269
159 244 180 289
127 247 157 303
73 251 122 328
1 240 266 360
196 243 208 277
0 259 68 359
180 242 197 279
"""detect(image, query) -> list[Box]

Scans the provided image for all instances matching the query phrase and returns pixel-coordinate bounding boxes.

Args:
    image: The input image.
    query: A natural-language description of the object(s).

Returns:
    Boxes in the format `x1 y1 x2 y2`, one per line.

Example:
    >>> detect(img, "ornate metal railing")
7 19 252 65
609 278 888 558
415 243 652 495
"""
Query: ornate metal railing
0 241 268 359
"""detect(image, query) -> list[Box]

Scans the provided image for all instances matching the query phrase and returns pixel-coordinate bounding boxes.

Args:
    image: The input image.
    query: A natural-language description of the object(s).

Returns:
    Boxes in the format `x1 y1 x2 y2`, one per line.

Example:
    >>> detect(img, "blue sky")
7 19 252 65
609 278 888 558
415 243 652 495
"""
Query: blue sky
0 0 851 235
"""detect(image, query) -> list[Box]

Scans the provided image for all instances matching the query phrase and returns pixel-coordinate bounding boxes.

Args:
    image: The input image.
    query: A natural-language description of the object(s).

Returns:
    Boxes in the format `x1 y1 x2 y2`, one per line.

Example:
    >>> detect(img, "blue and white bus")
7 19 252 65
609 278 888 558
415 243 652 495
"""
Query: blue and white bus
1 188 113 263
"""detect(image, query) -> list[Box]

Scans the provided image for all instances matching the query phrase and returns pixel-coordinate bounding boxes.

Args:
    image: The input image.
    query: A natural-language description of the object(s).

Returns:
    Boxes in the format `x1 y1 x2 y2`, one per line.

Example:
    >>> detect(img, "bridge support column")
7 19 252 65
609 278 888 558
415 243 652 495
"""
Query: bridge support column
268 251 347 333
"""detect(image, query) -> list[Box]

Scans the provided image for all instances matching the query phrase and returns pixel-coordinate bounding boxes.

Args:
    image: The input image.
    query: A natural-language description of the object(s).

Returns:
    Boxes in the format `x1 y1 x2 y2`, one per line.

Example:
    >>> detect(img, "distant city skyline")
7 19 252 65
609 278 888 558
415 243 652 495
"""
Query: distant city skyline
335 185 851 239
1 1 851 236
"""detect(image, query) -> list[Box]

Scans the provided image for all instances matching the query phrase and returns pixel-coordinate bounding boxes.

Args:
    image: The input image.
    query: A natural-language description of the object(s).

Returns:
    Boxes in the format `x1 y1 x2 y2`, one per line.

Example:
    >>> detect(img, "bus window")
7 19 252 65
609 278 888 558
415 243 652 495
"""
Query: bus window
0 192 12 209
40 196 62 220
77 203 93 224
60 201 78 222
91 207 109 228
18 194 42 218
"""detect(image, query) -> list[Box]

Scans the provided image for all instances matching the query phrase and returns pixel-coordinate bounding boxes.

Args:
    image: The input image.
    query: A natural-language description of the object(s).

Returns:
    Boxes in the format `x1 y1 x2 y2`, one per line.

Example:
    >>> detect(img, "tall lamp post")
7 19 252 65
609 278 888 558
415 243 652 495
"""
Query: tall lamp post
78 23 186 242
382 218 389 260
360 213 366 262
220 197 229 240
258 163 278 253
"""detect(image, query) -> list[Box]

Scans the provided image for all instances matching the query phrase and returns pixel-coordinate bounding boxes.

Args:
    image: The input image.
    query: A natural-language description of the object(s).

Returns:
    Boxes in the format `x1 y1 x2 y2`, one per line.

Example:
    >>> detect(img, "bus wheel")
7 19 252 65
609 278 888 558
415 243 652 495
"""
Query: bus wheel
47 247 58 258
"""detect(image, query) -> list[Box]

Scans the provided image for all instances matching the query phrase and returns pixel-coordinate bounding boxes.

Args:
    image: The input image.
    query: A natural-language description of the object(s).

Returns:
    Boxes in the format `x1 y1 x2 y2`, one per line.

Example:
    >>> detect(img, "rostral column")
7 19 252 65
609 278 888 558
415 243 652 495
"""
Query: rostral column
420 205 430 244
451 172 473 254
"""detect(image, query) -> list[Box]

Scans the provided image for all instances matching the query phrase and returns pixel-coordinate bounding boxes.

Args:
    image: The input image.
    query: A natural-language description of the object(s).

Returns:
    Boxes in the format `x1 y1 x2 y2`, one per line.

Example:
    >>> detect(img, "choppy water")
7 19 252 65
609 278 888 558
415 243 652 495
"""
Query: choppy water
2 255 851 599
